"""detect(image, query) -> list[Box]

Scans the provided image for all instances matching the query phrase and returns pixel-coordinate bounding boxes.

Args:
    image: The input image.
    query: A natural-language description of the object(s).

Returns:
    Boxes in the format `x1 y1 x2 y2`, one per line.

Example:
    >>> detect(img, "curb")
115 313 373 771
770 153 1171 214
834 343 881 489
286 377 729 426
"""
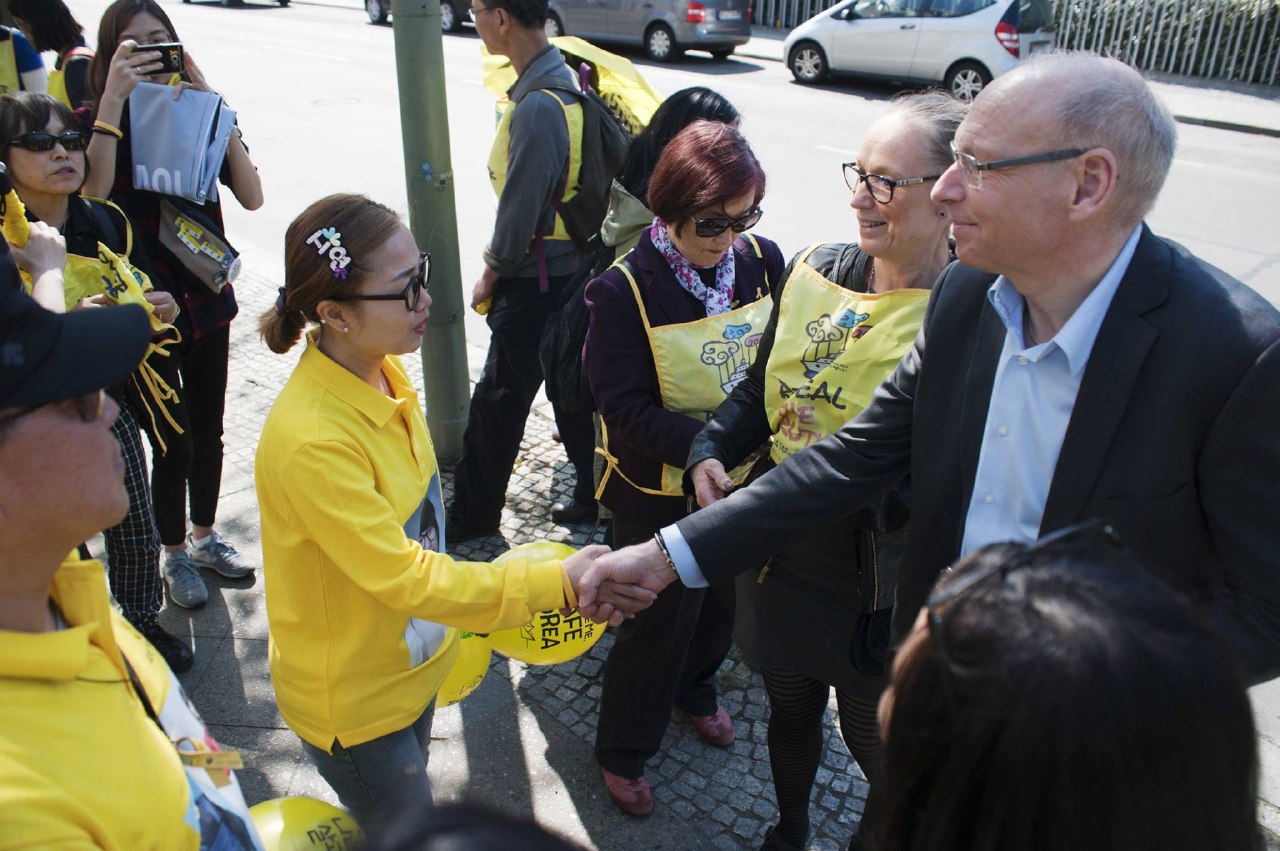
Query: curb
1173 114 1280 139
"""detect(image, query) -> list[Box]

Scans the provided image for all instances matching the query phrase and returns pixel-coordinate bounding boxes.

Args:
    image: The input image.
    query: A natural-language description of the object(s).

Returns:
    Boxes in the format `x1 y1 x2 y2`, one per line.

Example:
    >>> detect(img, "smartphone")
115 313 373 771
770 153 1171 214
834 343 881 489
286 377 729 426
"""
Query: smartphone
133 42 185 76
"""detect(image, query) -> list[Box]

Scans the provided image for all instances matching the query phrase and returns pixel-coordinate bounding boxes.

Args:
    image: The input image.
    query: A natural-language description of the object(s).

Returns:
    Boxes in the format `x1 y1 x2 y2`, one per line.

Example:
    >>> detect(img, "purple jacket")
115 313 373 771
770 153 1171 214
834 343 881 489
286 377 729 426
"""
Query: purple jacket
584 229 785 529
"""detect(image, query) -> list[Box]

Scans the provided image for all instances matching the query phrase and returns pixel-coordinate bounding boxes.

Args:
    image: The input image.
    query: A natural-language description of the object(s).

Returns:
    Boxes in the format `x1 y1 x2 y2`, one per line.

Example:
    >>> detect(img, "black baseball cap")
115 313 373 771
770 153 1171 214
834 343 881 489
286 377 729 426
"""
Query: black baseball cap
0 282 151 410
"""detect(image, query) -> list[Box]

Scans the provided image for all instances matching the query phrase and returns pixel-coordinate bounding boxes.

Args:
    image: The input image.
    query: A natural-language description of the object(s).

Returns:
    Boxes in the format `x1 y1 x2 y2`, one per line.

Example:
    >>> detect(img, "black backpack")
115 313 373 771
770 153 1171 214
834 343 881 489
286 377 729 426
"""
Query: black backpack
528 63 632 415
521 63 631 254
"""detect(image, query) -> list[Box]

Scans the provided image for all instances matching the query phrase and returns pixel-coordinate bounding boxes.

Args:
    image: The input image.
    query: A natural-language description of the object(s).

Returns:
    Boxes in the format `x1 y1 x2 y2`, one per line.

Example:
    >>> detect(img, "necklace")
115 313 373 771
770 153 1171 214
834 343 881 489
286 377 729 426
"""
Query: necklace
866 260 877 294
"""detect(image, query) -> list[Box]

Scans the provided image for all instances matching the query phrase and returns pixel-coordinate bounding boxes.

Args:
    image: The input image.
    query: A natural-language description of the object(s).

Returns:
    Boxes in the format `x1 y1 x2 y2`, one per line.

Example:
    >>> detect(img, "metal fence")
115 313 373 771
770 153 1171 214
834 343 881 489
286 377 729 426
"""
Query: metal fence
1053 0 1280 85
754 0 1280 86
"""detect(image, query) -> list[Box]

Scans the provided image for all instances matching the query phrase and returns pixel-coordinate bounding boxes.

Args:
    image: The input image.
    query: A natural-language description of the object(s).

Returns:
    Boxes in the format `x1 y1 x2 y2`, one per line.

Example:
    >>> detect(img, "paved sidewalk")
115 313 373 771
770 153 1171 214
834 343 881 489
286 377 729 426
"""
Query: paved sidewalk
144 269 870 850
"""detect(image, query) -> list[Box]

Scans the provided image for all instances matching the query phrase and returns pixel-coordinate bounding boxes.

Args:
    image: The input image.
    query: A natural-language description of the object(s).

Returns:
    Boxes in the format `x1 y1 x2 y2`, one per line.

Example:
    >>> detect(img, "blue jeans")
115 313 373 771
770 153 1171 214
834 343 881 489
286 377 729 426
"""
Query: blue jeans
301 701 436 824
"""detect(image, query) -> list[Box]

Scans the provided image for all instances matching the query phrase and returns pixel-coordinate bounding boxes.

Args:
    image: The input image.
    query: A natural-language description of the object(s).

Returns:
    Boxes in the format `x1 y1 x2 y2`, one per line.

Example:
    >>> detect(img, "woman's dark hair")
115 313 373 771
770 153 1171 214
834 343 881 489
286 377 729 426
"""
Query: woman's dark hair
647 120 765 232
8 0 83 54
361 801 586 851
616 87 739 206
259 194 402 354
0 92 87 188
880 538 1259 851
86 0 181 101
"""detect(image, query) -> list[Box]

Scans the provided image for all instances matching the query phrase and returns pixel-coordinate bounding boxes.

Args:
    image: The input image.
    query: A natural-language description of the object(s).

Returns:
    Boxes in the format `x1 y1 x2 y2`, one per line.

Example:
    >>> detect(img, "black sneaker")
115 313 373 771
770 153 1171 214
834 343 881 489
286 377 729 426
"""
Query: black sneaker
139 622 195 673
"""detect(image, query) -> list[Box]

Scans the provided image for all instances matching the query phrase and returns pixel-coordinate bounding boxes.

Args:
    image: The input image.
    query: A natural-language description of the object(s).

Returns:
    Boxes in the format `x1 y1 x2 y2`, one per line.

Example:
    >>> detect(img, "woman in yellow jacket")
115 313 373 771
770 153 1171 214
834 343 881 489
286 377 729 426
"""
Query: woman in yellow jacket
256 194 638 824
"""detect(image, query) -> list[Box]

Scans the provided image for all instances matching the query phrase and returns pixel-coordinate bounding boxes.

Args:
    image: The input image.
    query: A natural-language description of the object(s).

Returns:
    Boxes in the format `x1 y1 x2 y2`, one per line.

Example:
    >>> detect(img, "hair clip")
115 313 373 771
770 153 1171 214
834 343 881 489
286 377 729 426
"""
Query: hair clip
307 227 352 279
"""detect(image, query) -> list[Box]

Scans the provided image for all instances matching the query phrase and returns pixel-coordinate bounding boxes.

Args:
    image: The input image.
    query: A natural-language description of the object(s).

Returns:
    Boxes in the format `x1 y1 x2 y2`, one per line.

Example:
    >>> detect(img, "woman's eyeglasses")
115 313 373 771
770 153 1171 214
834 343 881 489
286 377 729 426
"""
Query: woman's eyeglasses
694 207 763 238
333 252 431 312
10 131 90 153
0 389 107 429
842 162 940 204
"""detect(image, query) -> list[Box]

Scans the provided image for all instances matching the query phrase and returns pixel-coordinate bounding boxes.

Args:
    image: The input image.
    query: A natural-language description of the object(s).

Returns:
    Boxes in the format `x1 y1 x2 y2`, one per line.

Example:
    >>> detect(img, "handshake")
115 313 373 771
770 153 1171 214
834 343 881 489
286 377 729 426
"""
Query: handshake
560 539 681 627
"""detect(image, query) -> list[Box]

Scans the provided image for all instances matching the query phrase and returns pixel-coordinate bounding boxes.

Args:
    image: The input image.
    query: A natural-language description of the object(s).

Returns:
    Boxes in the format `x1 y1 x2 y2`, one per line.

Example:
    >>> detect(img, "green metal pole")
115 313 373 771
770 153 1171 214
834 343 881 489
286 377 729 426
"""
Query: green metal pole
391 0 469 464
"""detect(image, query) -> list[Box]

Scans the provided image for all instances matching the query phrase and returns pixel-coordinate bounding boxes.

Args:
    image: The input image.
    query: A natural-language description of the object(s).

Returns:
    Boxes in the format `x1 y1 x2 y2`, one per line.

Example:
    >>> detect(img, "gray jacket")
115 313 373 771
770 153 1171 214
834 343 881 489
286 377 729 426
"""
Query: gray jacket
483 45 582 280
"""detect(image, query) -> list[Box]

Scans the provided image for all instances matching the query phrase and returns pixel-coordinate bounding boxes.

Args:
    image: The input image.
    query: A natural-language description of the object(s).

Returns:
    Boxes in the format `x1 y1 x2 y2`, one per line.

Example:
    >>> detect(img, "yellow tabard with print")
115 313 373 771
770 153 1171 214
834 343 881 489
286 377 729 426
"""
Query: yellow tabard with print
487 92 583 243
599 250 774 498
0 35 17 95
765 245 928 464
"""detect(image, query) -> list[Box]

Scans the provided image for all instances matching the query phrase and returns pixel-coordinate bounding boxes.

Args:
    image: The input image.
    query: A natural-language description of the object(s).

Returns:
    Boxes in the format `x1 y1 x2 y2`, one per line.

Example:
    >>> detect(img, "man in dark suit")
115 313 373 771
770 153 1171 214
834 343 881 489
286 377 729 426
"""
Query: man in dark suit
578 52 1280 684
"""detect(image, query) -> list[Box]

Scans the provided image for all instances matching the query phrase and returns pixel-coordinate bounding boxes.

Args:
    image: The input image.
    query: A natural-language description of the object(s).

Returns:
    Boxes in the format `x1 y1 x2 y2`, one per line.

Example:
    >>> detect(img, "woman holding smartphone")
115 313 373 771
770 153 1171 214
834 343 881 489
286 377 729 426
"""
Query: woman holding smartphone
79 0 263 613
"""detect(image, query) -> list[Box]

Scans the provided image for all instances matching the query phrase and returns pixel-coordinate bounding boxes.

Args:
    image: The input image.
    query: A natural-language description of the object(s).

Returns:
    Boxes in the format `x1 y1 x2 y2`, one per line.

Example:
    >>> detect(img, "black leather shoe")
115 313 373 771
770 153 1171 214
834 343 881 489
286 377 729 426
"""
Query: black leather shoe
446 512 500 543
140 622 195 673
760 825 806 851
551 500 597 524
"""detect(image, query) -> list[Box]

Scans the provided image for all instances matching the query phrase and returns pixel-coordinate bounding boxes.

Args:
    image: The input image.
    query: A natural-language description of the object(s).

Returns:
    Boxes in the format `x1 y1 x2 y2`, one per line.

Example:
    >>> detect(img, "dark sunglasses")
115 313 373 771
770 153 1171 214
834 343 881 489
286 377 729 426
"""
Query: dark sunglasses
0 389 106 429
10 131 90 153
925 519 1123 707
694 207 763 238
333 252 431 312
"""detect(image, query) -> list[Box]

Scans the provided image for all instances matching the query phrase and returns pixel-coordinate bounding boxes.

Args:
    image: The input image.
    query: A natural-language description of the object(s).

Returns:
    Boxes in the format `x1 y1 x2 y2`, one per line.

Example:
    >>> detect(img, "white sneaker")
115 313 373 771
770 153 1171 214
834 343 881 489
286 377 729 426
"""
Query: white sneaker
189 531 255 579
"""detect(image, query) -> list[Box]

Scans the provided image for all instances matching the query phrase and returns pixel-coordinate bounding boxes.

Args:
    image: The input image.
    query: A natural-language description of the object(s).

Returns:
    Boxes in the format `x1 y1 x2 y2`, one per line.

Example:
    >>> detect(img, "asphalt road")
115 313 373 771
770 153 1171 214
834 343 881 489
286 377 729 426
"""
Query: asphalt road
66 0 1280 833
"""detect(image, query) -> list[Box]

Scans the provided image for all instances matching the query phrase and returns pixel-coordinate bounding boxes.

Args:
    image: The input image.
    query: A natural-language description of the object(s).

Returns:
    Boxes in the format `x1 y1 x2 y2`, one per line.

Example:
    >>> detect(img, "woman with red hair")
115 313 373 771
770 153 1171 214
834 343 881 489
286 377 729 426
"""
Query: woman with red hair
584 120 783 816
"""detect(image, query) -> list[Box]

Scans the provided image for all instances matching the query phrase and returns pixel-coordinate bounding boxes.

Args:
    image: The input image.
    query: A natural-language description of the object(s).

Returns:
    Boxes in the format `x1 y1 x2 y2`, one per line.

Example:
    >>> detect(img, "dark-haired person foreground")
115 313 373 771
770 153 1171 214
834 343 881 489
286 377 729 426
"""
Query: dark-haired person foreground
0 269 261 848
580 52 1280 687
586 120 783 815
448 0 596 538
686 91 967 851
879 526 1260 851
0 90 192 671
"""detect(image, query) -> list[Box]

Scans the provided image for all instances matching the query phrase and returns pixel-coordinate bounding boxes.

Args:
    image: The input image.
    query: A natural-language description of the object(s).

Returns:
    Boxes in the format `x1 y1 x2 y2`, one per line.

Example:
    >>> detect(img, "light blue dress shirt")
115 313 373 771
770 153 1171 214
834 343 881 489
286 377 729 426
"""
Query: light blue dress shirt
960 225 1141 554
664 225 1142 587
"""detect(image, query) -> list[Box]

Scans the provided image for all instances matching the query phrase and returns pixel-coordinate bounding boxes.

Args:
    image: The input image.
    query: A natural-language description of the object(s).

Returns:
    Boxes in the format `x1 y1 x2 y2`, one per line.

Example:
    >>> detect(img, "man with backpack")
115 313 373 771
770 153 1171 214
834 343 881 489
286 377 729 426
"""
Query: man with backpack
448 0 618 540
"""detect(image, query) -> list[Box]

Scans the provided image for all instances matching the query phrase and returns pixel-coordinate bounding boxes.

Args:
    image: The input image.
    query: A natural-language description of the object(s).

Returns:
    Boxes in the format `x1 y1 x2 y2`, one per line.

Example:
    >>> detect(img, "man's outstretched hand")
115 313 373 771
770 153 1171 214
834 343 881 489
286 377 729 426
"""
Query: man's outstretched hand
563 545 657 627
577 539 678 624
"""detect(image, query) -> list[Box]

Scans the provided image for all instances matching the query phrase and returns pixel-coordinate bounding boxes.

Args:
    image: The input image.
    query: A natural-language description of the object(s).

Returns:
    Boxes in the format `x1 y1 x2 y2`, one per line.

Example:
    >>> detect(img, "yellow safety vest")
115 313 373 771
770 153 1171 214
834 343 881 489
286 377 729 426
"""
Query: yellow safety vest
487 90 583 243
598 236 774 498
49 46 93 108
764 245 928 463
0 31 19 95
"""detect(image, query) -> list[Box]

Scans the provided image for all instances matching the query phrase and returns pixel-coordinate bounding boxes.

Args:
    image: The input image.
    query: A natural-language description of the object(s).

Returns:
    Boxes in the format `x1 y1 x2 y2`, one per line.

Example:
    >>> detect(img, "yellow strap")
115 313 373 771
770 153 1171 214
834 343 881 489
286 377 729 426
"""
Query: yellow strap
594 420 671 499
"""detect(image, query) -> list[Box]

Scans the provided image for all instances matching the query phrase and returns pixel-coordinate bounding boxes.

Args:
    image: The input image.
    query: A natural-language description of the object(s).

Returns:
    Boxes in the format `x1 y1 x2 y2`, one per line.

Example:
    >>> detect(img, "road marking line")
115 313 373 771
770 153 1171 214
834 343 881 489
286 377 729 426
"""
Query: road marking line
262 43 352 62
816 144 856 155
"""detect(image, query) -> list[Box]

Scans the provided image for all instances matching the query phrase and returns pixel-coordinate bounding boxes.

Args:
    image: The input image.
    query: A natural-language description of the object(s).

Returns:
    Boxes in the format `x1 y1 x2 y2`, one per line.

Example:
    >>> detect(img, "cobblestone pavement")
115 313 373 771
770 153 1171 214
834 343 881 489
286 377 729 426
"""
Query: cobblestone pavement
145 267 869 850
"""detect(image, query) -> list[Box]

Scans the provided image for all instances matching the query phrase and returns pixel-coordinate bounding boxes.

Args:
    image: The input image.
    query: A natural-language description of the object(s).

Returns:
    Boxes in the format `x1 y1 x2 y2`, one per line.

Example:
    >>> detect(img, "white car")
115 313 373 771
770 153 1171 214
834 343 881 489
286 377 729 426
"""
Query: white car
783 0 1055 100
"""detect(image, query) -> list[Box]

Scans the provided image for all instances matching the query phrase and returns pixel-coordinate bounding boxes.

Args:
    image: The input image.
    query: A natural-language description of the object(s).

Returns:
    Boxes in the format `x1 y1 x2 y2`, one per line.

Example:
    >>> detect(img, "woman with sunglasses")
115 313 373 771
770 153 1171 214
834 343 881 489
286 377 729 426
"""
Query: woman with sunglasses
879 528 1258 851
256 194 631 823
584 120 783 816
684 92 966 850
77 0 264 612
0 90 198 673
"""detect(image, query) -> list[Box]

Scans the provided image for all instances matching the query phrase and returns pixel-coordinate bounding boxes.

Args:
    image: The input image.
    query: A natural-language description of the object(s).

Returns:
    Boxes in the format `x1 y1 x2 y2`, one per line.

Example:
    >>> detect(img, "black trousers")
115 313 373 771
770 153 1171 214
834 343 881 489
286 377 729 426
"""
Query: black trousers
145 325 230 546
450 273 595 529
595 515 736 778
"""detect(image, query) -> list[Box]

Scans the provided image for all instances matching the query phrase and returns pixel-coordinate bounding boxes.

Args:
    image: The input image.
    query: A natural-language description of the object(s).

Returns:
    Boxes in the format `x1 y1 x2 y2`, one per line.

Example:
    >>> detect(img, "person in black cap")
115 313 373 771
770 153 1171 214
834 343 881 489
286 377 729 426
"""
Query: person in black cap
0 273 263 847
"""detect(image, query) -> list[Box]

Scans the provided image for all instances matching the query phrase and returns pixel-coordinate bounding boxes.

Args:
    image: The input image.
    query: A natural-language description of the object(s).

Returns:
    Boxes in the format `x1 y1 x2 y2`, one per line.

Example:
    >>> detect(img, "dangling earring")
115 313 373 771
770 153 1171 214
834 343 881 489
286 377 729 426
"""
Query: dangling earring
937 209 948 218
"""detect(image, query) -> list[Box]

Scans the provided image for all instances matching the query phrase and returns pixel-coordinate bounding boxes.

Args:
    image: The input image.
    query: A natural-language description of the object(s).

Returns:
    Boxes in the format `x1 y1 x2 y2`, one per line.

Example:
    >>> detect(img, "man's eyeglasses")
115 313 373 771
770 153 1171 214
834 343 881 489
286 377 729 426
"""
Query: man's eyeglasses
468 4 502 20
948 142 1090 188
10 131 89 153
333 252 431 312
0 389 107 429
694 207 763 238
925 519 1123 708
842 162 941 204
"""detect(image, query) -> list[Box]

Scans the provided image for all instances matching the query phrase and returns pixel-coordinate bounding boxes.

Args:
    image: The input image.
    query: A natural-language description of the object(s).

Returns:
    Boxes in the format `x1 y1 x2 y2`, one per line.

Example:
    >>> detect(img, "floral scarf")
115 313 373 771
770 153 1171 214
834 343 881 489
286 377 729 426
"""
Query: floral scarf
649 218 736 317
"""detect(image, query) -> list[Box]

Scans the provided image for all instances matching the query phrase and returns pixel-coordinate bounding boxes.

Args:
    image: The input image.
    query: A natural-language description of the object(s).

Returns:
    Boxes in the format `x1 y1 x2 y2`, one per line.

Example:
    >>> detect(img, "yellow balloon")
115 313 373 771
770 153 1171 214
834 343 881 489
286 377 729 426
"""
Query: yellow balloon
488 541 605 665
437 632 491 707
248 796 363 851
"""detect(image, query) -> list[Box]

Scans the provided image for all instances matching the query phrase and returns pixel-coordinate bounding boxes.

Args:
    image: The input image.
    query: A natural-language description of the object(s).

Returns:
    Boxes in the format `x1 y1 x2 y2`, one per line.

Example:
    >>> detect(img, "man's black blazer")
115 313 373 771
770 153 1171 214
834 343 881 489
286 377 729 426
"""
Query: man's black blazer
677 226 1280 683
